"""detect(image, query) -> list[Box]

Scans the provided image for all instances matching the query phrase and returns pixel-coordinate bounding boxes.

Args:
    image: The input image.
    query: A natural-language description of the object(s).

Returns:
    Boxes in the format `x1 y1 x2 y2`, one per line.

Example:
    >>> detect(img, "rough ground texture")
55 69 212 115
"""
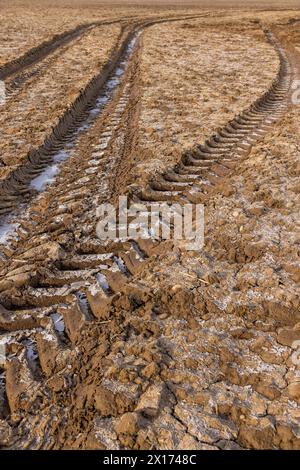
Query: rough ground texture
0 3 163 65
0 24 122 181
0 3 299 450
136 21 279 178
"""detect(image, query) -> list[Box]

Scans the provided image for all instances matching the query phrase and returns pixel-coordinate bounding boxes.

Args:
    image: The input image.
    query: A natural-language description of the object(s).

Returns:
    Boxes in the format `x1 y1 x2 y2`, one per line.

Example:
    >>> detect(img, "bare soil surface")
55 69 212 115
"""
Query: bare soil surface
0 24 122 179
135 20 279 180
0 3 299 450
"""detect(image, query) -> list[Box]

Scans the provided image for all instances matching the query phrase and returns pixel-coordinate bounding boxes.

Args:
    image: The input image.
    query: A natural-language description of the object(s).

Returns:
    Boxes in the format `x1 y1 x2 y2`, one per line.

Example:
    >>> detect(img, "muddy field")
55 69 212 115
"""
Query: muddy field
0 1 299 451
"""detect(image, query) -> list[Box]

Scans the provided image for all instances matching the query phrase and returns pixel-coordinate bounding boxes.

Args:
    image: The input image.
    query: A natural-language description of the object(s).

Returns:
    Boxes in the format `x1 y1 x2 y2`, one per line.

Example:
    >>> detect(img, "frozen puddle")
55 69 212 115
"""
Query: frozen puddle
30 150 71 191
30 164 59 191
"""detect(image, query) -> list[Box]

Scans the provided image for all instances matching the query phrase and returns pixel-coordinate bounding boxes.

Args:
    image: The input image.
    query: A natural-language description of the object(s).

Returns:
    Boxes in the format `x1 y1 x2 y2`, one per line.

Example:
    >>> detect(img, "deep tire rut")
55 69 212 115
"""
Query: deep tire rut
0 25 298 449
0 18 129 82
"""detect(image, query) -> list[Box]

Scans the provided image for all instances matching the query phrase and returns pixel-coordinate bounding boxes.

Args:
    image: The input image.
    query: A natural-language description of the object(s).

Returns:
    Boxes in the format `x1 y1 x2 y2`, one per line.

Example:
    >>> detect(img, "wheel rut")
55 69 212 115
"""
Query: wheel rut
0 18 131 83
0 24 298 449
0 14 207 219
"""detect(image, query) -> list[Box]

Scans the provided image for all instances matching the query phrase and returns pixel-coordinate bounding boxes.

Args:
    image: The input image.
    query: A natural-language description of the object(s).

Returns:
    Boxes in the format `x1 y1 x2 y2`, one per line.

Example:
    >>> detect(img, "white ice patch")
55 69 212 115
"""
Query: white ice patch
107 77 119 90
30 163 59 191
76 292 90 317
96 273 110 292
89 157 102 164
50 313 65 333
53 150 70 163
95 96 109 108
88 283 102 296
97 139 110 150
41 331 56 343
114 256 127 273
30 150 71 191
115 67 124 77
77 176 90 185
0 220 20 244
23 339 38 368
0 80 6 106
85 168 98 174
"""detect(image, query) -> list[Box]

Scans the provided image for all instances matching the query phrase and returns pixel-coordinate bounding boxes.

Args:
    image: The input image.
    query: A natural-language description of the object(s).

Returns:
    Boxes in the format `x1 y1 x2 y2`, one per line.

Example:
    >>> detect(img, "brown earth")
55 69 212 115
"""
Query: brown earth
0 3 299 451
0 24 122 180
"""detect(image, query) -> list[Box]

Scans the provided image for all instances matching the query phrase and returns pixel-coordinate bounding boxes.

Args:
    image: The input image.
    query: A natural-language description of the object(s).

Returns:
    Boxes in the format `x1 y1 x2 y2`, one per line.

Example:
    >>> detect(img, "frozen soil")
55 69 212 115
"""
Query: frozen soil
0 2 210 66
134 20 279 179
0 5 299 451
0 7 110 66
0 24 121 182
50 104 300 450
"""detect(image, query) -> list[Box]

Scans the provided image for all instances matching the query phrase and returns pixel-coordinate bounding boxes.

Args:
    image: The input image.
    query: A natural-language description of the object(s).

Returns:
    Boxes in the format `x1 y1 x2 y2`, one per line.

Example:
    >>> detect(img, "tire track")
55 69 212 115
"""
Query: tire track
0 24 132 214
0 13 209 104
137 31 293 206
0 14 207 218
2 26 102 104
0 23 296 448
0 19 127 82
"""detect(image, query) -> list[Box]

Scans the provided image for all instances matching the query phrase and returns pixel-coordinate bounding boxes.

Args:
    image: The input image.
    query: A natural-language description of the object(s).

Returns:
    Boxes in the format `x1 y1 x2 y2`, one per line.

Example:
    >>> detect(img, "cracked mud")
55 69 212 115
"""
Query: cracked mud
0 0 299 451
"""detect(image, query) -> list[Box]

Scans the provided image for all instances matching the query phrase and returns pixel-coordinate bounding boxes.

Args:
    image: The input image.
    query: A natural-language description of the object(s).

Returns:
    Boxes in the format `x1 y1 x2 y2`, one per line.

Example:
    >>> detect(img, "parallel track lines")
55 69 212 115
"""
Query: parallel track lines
0 18 128 82
0 23 297 446
0 14 210 217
